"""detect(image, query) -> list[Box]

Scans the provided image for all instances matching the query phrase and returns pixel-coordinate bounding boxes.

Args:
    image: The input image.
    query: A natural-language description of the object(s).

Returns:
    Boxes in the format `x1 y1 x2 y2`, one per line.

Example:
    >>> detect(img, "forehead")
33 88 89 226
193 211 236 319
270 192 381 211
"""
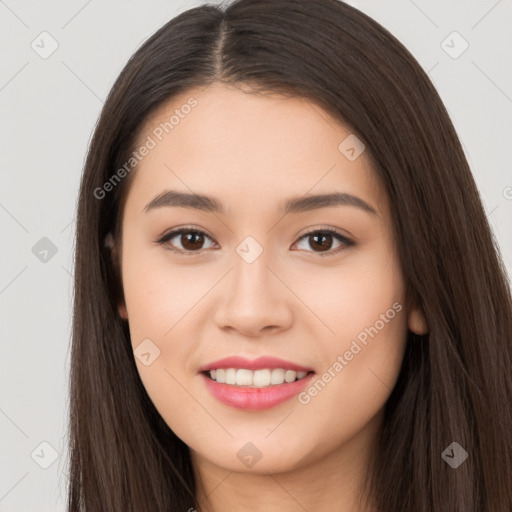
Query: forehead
126 83 386 217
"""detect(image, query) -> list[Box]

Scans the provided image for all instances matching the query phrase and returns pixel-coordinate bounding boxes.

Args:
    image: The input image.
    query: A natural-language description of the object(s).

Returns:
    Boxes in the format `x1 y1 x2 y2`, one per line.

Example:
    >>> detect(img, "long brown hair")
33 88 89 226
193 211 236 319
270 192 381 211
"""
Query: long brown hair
67 0 512 510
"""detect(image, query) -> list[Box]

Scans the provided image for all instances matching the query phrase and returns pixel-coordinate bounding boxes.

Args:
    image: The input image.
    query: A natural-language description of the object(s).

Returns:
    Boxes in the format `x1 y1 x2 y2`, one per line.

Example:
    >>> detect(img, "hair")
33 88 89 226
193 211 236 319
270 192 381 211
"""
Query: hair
67 0 512 510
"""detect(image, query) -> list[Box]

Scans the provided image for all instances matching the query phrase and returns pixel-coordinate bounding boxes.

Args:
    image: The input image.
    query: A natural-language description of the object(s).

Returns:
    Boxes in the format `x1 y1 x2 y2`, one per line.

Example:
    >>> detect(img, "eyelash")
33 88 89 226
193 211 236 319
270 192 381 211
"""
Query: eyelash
154 225 355 257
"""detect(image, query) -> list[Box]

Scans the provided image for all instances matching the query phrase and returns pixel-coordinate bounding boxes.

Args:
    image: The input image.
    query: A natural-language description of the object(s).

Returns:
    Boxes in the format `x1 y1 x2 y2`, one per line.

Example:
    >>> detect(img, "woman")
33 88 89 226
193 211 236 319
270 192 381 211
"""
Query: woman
68 0 512 510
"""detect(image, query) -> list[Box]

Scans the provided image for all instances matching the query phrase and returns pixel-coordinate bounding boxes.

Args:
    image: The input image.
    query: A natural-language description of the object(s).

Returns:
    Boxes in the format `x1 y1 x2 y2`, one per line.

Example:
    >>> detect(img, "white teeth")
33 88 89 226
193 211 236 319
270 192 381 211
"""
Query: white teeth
225 368 236 385
207 368 310 387
270 368 285 384
253 369 271 387
236 369 253 386
284 370 296 383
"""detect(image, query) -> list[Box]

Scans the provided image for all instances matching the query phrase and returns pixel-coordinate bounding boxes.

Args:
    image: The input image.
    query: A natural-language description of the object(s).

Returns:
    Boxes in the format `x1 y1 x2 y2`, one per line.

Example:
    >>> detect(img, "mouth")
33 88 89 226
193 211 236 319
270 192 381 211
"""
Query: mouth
201 368 315 388
198 355 316 410
199 365 316 410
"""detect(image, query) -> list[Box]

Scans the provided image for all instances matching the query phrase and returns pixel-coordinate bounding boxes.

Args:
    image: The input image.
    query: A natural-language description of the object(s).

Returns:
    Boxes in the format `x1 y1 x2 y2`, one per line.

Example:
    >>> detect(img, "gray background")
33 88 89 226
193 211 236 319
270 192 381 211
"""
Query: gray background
1 0 511 510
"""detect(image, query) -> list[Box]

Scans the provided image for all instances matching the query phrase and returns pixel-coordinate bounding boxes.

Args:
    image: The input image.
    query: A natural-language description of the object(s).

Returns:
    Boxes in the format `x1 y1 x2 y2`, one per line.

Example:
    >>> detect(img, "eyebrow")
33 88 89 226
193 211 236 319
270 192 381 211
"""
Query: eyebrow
144 190 377 216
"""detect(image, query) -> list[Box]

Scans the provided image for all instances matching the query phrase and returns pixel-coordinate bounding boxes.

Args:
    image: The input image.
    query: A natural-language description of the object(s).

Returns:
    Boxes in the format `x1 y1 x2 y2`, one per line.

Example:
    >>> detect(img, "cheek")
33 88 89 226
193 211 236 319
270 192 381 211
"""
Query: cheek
298 305 407 449
121 249 213 343
121 256 203 434
292 246 408 418
120 250 217 421
287 244 406 343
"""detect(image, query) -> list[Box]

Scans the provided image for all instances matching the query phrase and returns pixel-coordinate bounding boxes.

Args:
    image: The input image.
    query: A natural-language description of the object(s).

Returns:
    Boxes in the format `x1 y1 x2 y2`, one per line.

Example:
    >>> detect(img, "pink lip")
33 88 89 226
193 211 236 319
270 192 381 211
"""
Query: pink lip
200 372 315 410
198 356 313 372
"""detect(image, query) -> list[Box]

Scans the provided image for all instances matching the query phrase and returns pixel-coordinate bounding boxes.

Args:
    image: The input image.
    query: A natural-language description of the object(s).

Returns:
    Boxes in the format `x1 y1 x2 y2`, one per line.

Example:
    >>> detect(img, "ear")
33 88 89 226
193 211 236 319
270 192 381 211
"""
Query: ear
118 303 128 320
407 302 428 335
104 232 128 321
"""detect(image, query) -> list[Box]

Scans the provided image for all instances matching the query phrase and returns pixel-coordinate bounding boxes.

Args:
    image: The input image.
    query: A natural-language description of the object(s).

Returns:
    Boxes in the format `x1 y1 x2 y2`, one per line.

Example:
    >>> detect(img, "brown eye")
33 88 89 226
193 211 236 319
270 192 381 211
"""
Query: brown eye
156 228 216 255
180 232 206 251
308 232 334 251
293 229 354 255
156 227 354 257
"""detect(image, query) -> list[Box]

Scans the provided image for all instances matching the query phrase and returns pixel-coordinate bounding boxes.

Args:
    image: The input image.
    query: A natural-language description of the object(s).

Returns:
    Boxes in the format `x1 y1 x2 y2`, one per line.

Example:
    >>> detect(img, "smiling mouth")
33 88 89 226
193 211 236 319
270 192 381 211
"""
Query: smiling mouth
201 368 315 388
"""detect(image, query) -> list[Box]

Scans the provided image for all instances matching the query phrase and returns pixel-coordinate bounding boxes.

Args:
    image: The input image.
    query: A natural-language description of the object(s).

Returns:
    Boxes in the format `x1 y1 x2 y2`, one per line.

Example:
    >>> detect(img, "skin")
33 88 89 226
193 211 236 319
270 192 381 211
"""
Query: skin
114 82 428 512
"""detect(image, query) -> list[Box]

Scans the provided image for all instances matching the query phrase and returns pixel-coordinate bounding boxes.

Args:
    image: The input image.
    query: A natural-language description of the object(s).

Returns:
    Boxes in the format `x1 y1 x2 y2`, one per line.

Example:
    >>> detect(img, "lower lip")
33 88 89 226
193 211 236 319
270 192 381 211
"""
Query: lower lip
200 372 315 410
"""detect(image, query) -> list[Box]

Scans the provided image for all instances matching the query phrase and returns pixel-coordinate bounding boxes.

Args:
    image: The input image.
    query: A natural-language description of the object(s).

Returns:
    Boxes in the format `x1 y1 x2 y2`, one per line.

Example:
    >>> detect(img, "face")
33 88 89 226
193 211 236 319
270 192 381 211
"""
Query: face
115 82 425 476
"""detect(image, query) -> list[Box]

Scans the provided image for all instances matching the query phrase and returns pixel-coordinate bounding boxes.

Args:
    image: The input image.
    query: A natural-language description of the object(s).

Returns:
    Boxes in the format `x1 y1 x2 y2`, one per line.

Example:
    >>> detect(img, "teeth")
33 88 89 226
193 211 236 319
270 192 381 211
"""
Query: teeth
270 368 285 385
225 368 236 385
207 368 310 387
253 369 271 387
236 369 253 386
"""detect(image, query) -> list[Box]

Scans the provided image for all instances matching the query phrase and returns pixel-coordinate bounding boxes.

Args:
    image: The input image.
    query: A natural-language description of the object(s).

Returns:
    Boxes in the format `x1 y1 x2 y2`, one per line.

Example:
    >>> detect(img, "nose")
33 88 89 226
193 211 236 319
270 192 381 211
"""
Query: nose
213 250 294 338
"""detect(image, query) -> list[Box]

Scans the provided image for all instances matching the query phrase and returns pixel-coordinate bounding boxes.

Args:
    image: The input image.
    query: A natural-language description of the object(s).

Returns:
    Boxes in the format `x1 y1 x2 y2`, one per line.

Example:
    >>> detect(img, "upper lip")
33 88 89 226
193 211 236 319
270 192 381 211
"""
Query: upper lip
199 356 314 373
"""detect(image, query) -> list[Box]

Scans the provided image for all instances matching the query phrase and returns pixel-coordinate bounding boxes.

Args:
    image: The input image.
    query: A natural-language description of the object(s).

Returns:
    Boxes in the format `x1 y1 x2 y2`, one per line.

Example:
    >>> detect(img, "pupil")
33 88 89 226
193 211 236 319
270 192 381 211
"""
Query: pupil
311 233 332 251
182 232 203 250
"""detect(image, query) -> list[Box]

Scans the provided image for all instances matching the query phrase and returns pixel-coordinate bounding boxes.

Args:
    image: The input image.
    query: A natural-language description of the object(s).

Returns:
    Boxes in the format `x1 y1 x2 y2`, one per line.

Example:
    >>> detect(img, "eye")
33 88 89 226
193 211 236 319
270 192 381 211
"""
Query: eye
155 226 354 257
292 228 354 256
155 227 217 255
